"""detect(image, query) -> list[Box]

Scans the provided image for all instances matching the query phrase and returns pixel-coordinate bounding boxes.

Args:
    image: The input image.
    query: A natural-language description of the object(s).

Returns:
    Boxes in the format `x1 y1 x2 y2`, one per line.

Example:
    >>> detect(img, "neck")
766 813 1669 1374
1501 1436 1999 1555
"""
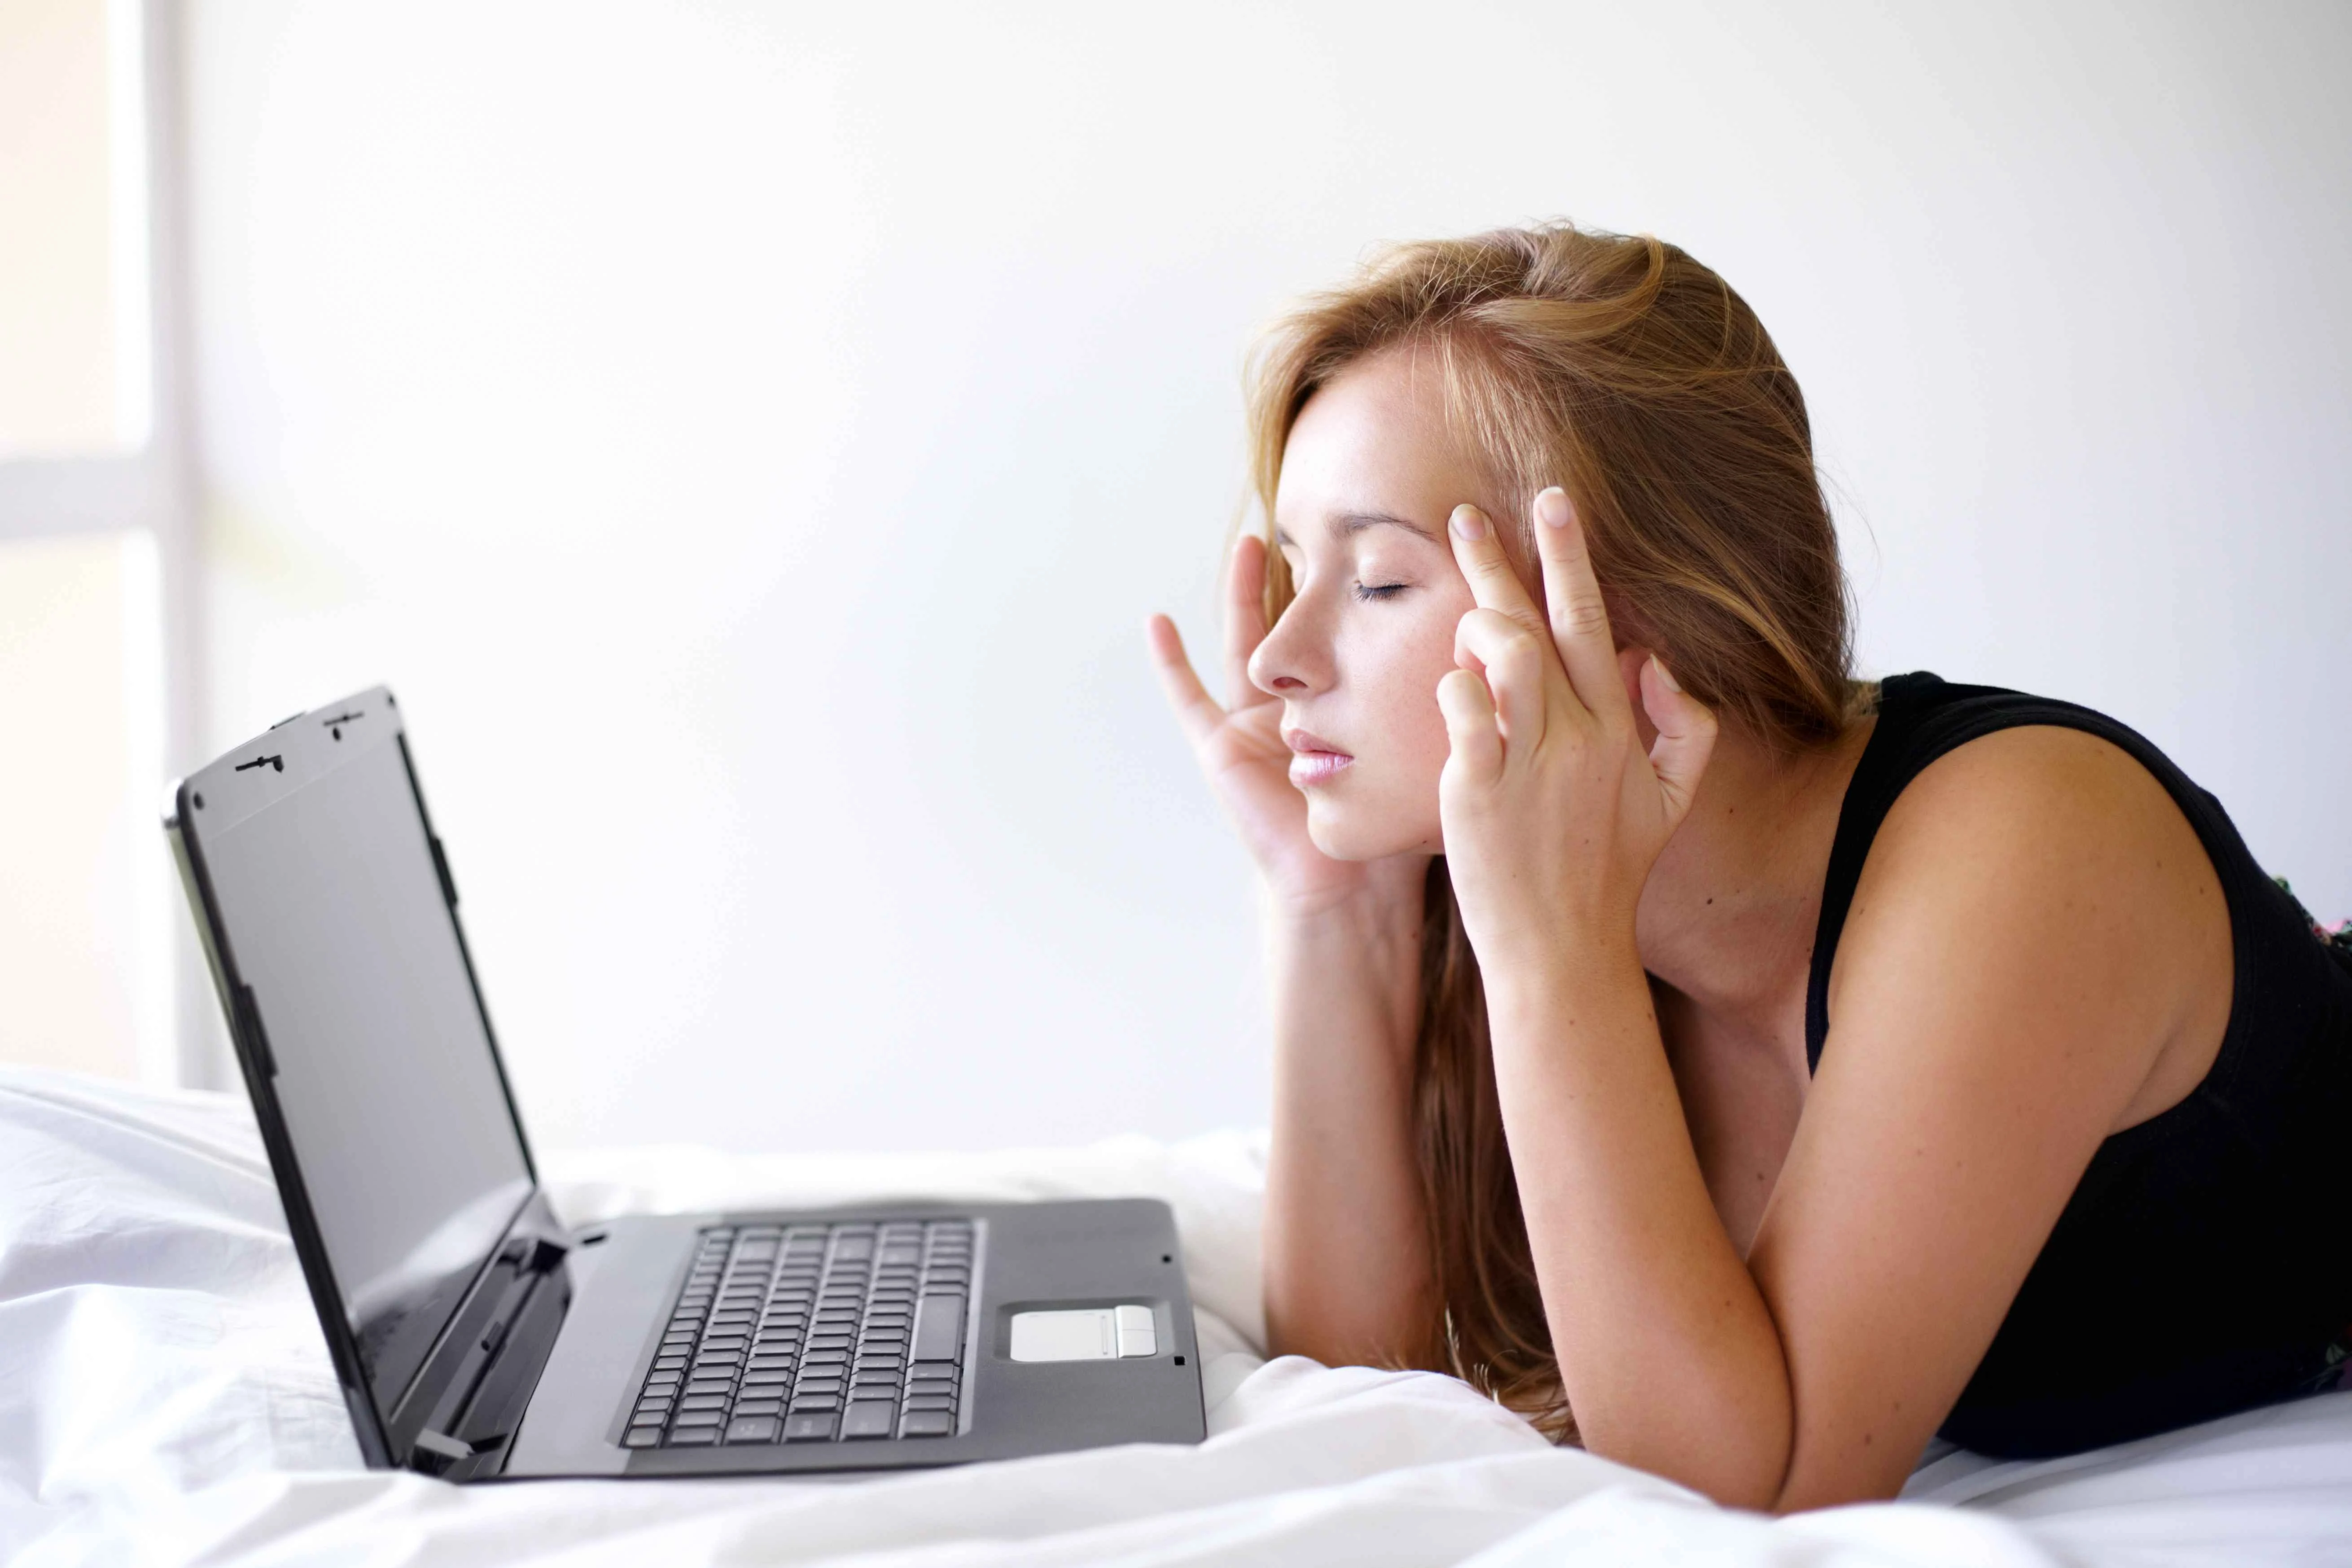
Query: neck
1634 714 1875 1052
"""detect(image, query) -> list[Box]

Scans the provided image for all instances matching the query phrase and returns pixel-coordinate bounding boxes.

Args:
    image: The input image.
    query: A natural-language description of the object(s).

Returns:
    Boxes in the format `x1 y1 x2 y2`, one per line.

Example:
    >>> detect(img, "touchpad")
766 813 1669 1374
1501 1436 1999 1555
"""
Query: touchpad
1008 1305 1157 1361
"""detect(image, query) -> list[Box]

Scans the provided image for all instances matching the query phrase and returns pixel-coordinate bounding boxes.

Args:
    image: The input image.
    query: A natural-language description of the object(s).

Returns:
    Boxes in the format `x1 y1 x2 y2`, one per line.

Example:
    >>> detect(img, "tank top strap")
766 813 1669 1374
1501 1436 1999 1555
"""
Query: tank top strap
1803 671 2251 1074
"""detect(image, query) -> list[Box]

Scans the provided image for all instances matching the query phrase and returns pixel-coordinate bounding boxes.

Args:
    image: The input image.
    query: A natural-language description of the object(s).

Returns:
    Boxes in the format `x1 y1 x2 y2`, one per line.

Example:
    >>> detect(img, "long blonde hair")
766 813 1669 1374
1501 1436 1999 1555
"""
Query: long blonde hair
1244 222 1859 1439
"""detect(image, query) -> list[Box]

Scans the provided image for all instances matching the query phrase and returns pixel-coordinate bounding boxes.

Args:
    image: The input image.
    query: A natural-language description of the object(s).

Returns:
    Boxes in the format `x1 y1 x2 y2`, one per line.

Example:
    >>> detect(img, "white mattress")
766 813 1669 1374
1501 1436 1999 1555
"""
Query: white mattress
5 1064 2349 1567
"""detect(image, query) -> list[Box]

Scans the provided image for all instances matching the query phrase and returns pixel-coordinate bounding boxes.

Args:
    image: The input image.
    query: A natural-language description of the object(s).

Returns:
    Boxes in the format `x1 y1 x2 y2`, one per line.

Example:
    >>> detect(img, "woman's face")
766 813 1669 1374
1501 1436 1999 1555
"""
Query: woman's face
1249 348 1529 862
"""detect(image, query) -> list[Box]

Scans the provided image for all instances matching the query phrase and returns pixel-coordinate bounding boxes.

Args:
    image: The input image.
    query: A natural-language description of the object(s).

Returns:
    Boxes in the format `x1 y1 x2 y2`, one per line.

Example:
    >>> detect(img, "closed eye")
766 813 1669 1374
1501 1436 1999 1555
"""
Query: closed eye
1353 582 1407 602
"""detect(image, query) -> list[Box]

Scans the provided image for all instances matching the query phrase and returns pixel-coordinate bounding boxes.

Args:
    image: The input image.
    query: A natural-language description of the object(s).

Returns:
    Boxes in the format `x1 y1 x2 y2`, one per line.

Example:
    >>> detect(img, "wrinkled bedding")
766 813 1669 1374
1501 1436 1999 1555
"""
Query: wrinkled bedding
5 1064 2350 1567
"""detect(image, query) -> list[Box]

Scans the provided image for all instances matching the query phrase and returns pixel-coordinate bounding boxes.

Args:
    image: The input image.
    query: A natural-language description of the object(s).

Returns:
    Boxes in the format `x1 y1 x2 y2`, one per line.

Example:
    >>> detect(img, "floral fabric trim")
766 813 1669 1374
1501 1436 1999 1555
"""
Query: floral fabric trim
2272 876 2352 955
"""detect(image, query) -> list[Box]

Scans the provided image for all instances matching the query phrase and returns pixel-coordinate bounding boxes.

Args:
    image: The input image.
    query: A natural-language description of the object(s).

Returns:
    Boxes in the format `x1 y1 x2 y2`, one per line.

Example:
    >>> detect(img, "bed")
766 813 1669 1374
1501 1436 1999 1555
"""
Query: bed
6 1063 2350 1566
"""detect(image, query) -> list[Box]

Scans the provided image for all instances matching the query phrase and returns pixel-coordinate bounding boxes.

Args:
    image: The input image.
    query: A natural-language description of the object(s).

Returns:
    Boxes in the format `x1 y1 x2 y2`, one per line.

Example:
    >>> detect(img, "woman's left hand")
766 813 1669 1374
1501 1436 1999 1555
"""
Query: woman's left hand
1436 486 1719 970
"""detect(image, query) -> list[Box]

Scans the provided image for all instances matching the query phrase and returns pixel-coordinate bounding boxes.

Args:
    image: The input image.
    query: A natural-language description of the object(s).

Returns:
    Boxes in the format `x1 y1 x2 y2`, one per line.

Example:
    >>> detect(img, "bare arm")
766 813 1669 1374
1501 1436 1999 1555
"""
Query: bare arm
1261 870 1442 1367
1148 533 1440 1370
1436 490 2213 1508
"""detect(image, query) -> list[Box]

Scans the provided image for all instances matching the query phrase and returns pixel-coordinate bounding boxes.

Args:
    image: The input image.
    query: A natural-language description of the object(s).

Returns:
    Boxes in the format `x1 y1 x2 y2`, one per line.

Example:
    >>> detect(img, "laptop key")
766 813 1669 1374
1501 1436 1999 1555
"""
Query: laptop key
898 1410 954 1437
911 1295 964 1362
668 1426 719 1445
784 1411 838 1441
839 1401 896 1440
725 1415 780 1444
622 1424 664 1448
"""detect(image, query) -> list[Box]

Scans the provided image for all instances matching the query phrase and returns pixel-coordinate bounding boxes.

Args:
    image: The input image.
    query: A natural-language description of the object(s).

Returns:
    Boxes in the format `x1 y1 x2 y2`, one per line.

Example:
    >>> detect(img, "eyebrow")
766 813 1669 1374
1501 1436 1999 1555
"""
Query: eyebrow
1336 510 1439 540
1273 510 1441 547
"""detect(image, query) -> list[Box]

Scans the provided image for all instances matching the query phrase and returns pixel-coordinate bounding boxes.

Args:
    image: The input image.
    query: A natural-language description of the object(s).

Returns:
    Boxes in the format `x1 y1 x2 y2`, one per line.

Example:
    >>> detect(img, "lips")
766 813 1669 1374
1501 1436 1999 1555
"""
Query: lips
1283 727 1354 788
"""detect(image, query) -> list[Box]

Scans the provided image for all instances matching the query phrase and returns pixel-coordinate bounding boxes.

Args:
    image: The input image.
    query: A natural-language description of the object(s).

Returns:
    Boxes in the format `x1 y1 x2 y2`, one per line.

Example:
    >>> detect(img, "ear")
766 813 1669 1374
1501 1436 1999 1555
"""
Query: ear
1617 643 1659 748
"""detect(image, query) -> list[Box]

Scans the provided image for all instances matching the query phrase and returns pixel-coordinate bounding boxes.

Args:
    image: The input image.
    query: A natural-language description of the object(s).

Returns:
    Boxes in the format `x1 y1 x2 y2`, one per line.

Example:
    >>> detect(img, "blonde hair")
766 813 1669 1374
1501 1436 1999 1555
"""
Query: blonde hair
1244 222 1858 1439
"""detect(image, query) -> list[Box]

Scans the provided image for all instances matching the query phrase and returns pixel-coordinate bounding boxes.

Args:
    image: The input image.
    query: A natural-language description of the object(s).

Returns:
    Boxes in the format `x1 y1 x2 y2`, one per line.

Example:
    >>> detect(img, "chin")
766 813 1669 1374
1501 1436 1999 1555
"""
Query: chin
1304 799 1428 863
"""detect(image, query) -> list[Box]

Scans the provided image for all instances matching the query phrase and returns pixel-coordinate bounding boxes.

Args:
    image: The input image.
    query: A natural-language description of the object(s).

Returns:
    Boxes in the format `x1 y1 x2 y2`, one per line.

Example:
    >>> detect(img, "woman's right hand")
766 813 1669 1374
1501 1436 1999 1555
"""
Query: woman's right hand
1148 534 1410 920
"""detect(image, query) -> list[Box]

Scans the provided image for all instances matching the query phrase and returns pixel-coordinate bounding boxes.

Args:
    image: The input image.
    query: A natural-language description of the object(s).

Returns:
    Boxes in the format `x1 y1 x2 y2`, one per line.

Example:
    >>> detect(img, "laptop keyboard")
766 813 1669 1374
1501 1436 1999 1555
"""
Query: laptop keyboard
622 1218 975 1449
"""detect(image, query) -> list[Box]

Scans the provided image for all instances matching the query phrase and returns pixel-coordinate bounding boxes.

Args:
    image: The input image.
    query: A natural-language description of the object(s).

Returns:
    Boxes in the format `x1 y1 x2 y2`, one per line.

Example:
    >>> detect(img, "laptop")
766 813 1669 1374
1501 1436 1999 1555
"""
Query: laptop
165 685 1205 1480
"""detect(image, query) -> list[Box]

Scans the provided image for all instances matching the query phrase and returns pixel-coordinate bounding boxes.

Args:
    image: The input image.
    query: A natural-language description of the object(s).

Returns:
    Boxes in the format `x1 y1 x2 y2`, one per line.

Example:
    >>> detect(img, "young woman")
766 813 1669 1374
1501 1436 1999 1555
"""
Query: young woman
1146 224 2352 1511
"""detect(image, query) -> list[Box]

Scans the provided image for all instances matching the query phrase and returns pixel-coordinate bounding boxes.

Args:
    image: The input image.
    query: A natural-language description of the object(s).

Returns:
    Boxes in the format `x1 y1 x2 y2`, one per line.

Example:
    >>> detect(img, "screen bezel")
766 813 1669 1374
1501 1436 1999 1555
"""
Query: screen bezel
166 687 543 1468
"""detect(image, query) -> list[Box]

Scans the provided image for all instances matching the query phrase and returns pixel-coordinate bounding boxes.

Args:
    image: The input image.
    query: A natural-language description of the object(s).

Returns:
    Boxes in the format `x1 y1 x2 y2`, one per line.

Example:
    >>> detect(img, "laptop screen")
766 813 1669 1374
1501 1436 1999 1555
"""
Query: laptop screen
194 717 533 1419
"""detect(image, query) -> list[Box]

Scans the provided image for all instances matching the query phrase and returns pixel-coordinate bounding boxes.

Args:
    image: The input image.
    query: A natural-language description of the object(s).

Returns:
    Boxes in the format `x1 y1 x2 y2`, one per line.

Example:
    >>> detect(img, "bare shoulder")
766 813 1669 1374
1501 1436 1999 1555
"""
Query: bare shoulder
1834 723 2232 1125
1756 723 2235 1505
1862 723 2224 952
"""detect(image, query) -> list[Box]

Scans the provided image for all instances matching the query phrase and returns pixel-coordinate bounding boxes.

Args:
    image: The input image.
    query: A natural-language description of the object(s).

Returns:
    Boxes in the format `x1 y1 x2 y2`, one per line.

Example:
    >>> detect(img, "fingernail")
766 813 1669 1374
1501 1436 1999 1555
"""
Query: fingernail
1450 505 1486 541
1652 656 1683 694
1537 488 1572 529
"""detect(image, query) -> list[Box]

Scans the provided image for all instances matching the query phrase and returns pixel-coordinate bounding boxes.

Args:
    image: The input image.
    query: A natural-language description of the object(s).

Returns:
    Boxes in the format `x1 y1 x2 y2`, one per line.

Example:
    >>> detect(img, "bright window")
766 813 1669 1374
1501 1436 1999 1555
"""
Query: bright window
0 0 183 1084
0 530 166 1078
0 0 148 457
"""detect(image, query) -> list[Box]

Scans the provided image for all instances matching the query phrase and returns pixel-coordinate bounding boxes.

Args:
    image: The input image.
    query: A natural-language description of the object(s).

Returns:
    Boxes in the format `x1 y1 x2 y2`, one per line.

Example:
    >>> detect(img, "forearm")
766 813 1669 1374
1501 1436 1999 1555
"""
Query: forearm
1485 933 1792 1507
1261 887 1441 1368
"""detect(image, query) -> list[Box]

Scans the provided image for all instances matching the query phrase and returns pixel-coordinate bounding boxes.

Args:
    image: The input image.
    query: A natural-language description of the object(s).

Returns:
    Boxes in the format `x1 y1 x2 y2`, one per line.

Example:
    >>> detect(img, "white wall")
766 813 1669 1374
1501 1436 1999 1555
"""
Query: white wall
181 0 2352 1155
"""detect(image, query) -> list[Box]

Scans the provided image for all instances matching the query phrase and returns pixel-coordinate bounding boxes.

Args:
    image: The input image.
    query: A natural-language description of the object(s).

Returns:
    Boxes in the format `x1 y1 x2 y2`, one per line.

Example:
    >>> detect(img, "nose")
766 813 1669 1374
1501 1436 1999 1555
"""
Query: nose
1248 593 1330 698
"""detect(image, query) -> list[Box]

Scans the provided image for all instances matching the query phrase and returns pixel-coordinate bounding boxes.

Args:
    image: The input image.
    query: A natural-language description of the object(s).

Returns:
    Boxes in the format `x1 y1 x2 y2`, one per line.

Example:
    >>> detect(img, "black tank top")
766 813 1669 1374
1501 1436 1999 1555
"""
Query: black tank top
1807 672 2352 1459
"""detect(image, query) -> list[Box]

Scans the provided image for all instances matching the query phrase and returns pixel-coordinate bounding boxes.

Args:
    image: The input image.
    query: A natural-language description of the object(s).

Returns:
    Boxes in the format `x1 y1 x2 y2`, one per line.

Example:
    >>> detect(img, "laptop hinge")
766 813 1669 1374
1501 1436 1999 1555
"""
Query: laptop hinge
393 1196 574 1480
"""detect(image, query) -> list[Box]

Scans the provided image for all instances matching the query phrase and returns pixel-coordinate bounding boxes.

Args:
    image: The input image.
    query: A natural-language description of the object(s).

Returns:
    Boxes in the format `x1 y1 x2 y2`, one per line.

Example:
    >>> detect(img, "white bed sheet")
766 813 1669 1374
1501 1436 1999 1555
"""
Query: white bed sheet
5 1064 2349 1567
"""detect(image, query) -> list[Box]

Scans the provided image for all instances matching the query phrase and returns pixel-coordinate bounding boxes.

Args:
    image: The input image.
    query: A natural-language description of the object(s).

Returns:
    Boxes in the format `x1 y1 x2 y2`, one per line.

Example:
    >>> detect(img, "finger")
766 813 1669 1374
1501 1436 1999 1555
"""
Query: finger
1436 668 1505 785
1453 608 1548 750
1531 487 1629 723
1446 504 1546 636
1222 533 1272 710
1146 614 1227 748
1641 655 1720 828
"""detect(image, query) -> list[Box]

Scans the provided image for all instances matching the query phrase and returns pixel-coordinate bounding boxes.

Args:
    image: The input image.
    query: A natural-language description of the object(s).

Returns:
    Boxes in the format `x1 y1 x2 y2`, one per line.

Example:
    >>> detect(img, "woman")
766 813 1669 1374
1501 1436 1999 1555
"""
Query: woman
1146 223 2352 1511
